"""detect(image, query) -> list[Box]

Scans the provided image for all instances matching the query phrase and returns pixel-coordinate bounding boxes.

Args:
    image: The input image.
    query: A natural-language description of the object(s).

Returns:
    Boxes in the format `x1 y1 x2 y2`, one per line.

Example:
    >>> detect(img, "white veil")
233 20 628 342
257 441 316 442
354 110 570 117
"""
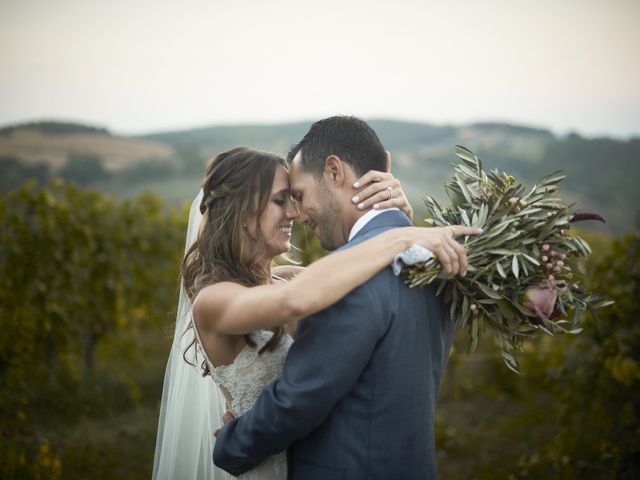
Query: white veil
152 189 231 480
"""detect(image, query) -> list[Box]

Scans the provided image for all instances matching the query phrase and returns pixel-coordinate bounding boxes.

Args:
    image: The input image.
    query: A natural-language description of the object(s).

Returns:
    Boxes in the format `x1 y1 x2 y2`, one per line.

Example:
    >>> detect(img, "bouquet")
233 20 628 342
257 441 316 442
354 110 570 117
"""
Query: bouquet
403 146 612 371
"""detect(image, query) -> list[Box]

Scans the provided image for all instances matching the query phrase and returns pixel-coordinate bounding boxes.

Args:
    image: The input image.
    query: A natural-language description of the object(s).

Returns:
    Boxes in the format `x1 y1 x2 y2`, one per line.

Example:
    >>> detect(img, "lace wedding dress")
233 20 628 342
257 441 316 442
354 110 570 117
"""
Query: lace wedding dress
196 329 293 480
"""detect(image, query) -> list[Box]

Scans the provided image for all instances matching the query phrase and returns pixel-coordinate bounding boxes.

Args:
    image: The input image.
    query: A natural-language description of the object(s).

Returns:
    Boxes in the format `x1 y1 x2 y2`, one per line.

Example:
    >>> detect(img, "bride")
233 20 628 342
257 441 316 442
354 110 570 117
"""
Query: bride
153 146 472 479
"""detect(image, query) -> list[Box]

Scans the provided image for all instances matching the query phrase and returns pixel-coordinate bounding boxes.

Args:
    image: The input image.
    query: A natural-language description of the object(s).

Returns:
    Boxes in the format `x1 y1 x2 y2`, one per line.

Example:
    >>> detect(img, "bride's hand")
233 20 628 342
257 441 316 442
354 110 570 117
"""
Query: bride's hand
404 225 482 278
351 154 414 221
214 410 236 438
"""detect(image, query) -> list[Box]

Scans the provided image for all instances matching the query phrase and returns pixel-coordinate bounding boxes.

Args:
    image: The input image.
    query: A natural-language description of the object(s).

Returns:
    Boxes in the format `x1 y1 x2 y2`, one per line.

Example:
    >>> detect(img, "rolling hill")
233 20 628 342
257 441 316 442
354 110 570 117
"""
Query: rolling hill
0 121 176 173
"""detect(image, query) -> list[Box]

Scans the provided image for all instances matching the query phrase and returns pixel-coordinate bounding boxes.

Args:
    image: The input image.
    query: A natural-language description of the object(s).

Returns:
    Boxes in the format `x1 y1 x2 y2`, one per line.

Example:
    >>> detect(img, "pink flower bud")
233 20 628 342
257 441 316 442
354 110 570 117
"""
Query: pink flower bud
554 266 561 273
548 275 555 281
515 207 521 213
470 304 477 311
542 255 548 262
546 263 553 269
551 250 557 257
524 215 529 220
557 260 564 267
523 285 558 320
509 197 519 205
543 244 550 251
560 253 566 260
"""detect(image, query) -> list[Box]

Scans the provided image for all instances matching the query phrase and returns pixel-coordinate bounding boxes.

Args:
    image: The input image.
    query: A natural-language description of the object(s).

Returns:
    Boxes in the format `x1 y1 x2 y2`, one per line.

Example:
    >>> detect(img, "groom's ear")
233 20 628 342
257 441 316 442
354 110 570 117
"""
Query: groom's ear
323 155 347 189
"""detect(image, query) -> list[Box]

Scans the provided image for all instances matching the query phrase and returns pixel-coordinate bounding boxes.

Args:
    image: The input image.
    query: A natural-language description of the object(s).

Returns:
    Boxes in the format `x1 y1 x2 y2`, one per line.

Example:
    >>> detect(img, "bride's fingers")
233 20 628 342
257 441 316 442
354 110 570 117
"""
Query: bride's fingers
352 170 415 220
371 194 410 211
445 225 479 276
352 177 399 205
446 237 468 276
434 242 454 278
433 233 468 278
222 410 235 424
352 179 401 210
352 170 394 189
411 225 478 278
353 184 398 210
443 241 460 277
449 225 483 237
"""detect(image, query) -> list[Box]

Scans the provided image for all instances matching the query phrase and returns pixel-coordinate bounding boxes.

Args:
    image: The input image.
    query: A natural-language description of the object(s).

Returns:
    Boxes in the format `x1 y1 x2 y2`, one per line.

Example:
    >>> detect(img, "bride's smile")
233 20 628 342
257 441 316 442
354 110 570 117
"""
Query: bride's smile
254 166 299 259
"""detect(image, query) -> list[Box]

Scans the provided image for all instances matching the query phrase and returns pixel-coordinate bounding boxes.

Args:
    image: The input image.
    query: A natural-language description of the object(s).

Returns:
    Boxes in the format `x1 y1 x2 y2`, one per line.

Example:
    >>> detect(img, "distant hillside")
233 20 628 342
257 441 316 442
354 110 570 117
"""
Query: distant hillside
0 120 110 137
0 122 175 173
1 119 637 235
0 121 183 194
141 122 312 159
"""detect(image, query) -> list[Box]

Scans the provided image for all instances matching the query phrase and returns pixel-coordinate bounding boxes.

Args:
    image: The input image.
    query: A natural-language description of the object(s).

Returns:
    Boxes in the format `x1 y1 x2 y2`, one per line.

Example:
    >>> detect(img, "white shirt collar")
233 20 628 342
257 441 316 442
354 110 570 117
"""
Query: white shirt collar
348 208 400 242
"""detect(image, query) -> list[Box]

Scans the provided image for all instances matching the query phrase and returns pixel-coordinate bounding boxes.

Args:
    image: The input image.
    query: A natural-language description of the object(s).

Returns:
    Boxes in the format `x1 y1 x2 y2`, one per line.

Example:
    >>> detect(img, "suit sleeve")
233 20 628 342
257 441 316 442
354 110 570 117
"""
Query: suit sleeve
213 281 387 476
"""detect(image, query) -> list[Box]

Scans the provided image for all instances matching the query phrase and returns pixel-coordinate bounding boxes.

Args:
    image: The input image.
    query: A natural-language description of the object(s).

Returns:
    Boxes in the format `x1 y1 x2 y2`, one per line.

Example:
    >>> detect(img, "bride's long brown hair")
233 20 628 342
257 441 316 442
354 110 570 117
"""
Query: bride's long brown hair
182 146 287 374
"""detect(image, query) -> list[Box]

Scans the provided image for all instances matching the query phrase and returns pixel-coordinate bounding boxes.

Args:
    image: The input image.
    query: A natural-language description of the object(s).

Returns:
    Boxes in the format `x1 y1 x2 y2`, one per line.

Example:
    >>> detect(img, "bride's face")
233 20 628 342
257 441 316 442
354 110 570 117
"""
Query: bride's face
255 166 299 258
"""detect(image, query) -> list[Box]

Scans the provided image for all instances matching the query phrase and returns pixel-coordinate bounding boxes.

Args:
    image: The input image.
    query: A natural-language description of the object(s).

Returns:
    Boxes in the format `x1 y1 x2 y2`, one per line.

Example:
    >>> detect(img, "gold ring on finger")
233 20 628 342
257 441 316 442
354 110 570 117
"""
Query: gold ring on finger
386 186 393 200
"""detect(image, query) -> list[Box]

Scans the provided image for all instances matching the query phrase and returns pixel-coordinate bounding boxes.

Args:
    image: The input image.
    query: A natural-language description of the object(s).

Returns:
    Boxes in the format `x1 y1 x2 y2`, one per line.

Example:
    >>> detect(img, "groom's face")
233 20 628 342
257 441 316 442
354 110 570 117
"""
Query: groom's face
290 152 344 251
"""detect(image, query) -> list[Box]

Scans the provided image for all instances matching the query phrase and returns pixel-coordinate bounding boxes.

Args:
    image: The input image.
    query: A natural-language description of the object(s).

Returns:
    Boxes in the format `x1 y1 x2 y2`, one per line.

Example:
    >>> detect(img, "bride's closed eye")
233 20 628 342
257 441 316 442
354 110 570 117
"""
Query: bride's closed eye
273 194 293 207
272 192 295 207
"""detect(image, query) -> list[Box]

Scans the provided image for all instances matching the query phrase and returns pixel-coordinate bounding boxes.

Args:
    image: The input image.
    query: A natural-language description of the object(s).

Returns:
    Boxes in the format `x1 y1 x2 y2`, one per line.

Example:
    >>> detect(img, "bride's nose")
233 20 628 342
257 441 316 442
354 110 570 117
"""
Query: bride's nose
285 199 299 220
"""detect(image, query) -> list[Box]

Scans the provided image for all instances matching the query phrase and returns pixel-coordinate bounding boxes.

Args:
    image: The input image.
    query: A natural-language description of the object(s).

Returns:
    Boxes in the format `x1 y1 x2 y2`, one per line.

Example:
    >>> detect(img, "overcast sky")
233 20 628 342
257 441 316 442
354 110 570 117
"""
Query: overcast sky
1 0 638 137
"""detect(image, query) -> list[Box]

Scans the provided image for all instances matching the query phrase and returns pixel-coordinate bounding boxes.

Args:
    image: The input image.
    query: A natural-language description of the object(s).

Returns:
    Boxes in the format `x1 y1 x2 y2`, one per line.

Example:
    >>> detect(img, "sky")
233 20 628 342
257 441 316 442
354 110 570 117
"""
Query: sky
1 0 639 137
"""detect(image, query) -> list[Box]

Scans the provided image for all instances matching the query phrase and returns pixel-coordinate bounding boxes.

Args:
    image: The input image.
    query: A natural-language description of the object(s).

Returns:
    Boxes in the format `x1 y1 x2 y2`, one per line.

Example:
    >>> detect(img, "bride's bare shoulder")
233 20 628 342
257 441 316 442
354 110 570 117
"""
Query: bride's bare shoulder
192 282 247 331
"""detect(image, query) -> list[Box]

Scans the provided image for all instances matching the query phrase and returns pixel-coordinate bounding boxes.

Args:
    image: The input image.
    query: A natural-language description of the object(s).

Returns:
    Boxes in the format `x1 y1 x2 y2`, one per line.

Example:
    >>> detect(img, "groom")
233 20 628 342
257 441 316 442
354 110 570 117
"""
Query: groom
214 116 465 479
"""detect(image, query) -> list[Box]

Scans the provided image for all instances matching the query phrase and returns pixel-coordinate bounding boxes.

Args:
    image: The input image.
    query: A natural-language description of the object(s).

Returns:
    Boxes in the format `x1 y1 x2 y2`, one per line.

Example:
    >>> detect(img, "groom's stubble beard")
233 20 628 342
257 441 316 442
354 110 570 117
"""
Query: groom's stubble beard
315 184 344 251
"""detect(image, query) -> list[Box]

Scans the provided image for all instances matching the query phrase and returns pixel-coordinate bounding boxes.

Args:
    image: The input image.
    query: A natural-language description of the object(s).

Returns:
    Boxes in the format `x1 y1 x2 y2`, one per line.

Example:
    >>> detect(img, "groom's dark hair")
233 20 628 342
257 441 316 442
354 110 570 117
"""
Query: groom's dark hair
287 116 386 178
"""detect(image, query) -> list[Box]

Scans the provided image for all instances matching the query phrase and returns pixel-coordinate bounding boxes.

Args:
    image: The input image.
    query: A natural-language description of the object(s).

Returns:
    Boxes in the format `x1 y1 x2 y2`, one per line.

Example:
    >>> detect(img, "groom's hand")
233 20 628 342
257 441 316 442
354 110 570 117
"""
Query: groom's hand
213 410 236 438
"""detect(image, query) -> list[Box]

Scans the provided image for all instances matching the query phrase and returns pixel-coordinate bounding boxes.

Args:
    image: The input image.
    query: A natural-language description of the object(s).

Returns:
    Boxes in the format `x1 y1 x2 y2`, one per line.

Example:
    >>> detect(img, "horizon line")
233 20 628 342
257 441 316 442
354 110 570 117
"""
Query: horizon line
1 115 638 141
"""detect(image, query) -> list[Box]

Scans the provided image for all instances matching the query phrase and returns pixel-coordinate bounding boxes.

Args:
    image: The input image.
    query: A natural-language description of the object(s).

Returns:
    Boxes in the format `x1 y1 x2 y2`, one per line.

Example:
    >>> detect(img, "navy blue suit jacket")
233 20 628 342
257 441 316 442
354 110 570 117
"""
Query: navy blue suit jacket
213 210 454 479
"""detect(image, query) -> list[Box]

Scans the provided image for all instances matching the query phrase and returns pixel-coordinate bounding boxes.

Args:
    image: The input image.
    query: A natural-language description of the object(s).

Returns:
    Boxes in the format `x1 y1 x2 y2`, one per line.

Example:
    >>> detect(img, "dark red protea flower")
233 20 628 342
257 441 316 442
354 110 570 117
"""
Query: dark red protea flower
570 212 606 224
523 285 558 320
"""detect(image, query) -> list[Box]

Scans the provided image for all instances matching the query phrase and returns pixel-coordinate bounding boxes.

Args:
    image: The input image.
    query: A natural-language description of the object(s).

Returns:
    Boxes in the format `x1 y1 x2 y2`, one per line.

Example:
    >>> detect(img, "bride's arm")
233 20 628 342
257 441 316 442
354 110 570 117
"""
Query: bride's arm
194 225 481 335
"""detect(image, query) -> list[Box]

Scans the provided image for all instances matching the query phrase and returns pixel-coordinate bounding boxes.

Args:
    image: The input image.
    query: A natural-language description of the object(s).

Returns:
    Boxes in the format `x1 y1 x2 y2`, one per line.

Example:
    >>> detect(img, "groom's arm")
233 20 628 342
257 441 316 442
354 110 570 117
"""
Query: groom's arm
213 280 387 476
